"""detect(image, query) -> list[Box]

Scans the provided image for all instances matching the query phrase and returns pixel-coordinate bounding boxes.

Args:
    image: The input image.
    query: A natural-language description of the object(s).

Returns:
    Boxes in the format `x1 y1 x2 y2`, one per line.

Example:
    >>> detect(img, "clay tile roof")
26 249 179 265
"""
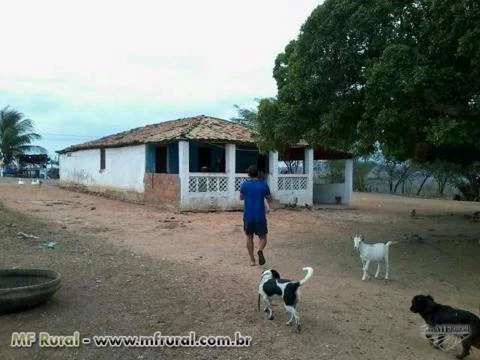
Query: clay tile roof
57 115 256 153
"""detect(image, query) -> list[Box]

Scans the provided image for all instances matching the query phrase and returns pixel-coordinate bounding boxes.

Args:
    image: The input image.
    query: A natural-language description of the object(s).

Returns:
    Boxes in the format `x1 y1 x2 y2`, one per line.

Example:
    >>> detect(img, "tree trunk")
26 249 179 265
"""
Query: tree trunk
393 166 411 193
354 174 366 191
416 175 430 196
439 177 448 196
393 177 402 193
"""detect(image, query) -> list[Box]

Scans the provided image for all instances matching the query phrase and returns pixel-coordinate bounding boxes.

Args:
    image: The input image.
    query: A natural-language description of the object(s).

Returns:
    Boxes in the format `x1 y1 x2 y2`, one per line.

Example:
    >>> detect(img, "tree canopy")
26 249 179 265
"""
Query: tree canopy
0 106 41 167
230 104 258 130
256 0 480 164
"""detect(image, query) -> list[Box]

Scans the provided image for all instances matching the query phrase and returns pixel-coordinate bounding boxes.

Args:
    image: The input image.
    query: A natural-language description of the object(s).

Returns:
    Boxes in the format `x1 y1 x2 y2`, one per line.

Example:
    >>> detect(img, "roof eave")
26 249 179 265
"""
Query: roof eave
57 138 257 154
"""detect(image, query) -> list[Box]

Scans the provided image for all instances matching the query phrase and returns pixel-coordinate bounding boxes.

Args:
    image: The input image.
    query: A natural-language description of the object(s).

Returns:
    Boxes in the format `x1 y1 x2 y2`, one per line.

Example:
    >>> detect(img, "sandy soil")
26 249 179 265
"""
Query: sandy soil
0 177 479 360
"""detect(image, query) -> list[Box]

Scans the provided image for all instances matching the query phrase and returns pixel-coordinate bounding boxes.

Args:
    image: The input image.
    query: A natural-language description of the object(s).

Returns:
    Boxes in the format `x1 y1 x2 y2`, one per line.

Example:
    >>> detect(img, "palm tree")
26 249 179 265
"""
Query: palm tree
0 106 41 167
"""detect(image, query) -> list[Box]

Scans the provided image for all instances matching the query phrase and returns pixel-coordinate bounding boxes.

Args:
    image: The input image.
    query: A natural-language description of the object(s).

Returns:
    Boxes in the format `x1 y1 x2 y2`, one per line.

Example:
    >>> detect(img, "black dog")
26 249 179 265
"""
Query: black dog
410 295 480 359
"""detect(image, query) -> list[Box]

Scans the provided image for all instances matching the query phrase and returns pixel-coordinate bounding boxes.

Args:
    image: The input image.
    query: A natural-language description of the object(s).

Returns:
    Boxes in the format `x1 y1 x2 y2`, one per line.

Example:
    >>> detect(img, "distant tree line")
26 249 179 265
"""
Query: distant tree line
314 155 478 200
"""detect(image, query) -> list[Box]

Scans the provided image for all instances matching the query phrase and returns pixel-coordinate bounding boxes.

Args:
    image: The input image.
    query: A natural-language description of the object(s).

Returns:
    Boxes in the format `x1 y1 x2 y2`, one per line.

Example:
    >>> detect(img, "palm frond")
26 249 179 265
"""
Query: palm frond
0 106 42 166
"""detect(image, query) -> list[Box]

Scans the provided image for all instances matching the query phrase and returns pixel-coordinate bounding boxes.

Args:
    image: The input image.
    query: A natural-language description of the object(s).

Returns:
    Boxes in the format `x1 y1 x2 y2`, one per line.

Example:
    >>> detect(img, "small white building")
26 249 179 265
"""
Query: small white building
58 116 353 211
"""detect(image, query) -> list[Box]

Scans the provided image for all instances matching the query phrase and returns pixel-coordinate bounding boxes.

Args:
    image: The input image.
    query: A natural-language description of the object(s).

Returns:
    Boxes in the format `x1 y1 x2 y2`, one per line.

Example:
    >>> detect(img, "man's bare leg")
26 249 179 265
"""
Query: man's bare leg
257 235 267 265
246 235 255 265
258 236 267 251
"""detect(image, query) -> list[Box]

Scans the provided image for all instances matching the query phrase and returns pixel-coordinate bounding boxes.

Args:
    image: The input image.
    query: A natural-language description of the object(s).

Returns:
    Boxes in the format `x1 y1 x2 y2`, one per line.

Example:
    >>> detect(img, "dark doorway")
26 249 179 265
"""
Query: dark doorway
257 154 268 172
199 147 212 171
155 146 167 173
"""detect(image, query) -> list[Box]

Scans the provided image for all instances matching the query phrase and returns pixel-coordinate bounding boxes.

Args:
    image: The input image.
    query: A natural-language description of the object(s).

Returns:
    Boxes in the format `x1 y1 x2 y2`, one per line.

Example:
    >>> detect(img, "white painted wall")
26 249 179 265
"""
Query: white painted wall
313 159 353 205
180 142 246 211
183 174 234 211
59 145 146 192
225 144 236 208
268 151 278 194
178 141 190 210
305 148 314 205
313 183 346 204
344 159 353 204
276 190 310 205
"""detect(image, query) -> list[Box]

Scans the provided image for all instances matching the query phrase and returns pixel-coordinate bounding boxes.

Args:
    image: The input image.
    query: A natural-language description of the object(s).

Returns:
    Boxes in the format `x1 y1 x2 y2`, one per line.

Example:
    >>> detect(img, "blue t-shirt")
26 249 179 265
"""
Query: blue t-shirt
240 179 271 222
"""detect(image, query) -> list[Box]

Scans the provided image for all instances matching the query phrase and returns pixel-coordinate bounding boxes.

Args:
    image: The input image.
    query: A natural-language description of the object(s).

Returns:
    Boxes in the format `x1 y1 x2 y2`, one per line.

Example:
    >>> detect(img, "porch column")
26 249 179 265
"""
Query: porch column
268 151 278 198
178 141 190 210
305 148 314 205
344 158 353 205
225 143 236 207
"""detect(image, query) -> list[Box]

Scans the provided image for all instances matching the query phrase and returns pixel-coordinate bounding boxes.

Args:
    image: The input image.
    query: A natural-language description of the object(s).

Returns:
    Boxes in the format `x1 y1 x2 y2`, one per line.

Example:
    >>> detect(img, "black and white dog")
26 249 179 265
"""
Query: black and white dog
258 267 314 332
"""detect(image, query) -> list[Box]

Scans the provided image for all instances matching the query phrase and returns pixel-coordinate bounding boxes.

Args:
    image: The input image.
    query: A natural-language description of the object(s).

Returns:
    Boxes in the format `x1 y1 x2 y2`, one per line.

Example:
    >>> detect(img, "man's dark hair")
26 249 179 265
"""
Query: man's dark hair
247 165 258 178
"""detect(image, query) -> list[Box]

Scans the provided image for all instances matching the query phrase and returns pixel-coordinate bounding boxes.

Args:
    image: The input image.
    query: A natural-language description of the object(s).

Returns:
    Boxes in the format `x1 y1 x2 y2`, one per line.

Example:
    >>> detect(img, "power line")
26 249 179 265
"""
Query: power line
41 139 93 142
41 133 102 138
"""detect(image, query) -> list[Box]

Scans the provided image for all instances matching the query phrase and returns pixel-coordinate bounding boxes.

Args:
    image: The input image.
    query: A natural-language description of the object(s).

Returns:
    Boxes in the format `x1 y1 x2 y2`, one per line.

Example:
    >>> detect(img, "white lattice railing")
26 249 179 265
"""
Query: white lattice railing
188 173 228 193
277 175 308 191
235 175 249 191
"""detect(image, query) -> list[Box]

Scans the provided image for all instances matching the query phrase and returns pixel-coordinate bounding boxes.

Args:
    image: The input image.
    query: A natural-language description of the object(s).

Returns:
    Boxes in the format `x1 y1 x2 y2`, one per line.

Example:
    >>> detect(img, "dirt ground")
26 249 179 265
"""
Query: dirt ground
0 177 479 360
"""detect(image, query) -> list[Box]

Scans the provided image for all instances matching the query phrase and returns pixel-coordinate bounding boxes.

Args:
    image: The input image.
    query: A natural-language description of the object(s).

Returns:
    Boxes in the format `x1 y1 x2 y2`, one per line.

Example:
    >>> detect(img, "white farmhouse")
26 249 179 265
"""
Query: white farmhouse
57 115 353 211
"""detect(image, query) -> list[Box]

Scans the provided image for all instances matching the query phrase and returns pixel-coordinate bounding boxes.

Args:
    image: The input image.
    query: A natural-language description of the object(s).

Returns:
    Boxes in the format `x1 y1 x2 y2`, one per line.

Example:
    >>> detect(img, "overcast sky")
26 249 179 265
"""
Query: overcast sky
1 0 321 157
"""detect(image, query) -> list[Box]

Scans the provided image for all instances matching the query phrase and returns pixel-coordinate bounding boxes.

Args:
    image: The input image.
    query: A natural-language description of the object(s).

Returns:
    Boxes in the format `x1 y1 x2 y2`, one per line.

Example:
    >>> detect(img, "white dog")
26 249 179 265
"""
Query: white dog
353 234 397 280
258 267 313 332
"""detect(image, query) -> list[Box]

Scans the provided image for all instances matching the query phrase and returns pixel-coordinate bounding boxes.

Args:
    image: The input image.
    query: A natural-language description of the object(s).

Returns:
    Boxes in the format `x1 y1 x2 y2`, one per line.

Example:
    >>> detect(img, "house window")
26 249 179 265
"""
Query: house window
100 148 106 170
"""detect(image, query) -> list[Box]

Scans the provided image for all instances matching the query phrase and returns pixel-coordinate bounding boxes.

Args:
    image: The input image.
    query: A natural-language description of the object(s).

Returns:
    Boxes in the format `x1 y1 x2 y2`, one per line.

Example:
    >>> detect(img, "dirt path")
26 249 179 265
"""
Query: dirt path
0 178 479 359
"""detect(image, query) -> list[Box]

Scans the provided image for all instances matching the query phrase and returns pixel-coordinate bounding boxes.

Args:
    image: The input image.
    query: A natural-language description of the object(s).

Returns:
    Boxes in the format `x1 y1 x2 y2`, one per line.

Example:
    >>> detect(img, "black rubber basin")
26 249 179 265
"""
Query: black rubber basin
0 269 61 314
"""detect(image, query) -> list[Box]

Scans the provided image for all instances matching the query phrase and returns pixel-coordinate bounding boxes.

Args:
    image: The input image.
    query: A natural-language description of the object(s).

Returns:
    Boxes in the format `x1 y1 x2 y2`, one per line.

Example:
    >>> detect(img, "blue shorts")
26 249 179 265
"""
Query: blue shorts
244 220 268 236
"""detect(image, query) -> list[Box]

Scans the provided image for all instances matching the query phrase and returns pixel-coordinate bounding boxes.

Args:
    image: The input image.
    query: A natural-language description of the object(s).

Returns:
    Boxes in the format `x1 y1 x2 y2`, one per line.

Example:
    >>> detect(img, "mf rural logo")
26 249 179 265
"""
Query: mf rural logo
420 324 471 352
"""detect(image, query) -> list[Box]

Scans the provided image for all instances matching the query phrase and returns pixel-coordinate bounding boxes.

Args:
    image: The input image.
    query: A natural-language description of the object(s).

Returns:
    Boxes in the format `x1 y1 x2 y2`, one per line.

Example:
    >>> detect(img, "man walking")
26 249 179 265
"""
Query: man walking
240 165 272 266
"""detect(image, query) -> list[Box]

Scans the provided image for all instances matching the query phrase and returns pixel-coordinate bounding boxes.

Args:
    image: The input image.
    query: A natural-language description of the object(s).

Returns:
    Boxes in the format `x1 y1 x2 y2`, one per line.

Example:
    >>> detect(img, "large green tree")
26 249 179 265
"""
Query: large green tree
256 0 480 163
0 106 41 166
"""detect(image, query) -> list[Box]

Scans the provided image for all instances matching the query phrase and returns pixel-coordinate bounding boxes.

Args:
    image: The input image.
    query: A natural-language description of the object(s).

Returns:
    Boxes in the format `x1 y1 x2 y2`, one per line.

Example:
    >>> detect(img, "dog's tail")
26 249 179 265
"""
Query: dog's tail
386 241 399 247
299 267 314 285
